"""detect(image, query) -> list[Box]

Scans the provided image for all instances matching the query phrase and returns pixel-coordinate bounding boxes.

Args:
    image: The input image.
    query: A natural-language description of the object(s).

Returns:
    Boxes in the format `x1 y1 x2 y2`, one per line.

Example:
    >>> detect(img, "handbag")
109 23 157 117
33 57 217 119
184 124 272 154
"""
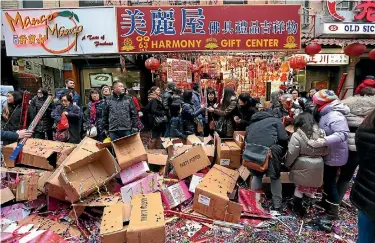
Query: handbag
242 143 271 172
87 125 98 138
154 115 167 127
57 113 69 131
215 117 227 137
54 129 70 142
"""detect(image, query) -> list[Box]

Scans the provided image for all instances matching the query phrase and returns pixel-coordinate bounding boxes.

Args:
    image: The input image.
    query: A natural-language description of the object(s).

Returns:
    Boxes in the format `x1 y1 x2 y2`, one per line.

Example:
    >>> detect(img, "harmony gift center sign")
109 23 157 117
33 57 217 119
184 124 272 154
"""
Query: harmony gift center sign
2 7 118 57
116 5 301 53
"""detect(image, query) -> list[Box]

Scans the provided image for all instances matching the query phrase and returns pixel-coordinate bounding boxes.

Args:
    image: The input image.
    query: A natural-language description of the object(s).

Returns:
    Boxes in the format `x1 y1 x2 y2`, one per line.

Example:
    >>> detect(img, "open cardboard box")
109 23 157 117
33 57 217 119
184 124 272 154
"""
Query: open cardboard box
215 132 242 169
2 139 75 169
112 133 147 170
233 131 246 151
193 164 242 223
46 137 100 201
186 135 204 145
167 144 192 158
170 145 211 180
60 148 120 203
100 203 128 243
127 192 165 243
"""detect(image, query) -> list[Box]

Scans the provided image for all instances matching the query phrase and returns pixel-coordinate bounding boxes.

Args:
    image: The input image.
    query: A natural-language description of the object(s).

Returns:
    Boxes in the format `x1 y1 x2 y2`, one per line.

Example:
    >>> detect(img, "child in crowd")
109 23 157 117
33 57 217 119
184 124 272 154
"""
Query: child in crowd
285 112 329 216
169 102 186 140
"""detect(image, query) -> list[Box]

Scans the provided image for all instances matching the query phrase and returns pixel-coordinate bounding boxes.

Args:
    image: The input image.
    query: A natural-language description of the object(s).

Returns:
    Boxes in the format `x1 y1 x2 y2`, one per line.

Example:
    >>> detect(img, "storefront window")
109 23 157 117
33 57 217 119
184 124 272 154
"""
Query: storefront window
23 0 43 8
223 0 247 4
79 0 104 7
127 0 152 5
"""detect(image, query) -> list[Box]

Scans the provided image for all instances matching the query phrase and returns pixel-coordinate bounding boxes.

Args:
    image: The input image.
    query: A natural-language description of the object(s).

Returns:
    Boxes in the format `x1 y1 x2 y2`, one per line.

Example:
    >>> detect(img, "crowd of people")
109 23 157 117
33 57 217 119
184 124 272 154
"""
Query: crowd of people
1 76 375 242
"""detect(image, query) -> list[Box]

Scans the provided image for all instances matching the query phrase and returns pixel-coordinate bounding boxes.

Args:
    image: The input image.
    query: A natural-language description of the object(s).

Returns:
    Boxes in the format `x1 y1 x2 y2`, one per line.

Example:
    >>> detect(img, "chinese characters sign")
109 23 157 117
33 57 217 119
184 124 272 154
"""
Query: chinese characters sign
2 8 118 57
295 54 349 66
116 5 301 52
327 0 375 22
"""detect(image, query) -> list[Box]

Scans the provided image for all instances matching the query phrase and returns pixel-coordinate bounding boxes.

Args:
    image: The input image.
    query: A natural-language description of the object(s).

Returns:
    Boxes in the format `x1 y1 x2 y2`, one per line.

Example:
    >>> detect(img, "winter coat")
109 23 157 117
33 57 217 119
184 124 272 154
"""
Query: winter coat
237 105 257 131
245 112 289 179
318 100 350 166
162 88 174 113
271 103 302 121
214 96 238 137
30 96 54 133
192 91 201 111
85 100 104 134
171 95 183 107
285 126 329 187
350 123 375 220
181 101 203 135
102 93 139 133
170 116 186 139
1 130 19 144
56 88 80 106
341 96 375 151
51 104 82 144
2 105 34 132
0 85 14 115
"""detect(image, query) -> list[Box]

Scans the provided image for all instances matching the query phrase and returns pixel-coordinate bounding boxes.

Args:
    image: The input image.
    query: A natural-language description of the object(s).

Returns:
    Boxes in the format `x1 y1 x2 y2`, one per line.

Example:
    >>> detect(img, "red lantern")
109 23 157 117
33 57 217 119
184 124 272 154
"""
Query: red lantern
289 56 307 70
305 43 322 56
344 43 366 57
145 57 160 73
369 49 375 60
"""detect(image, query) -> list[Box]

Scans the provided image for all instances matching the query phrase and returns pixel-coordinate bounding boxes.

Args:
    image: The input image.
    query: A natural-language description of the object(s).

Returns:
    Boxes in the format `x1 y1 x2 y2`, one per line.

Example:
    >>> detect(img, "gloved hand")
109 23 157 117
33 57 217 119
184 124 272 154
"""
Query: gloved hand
308 138 327 148
138 111 143 117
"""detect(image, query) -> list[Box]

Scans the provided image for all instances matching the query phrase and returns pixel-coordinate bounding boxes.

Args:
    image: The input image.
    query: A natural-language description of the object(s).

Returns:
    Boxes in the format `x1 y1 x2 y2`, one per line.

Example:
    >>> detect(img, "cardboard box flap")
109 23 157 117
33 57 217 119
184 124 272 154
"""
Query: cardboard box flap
168 144 192 158
186 135 203 145
101 203 124 234
224 201 243 223
161 138 182 149
198 165 239 194
147 153 168 166
224 141 241 150
171 145 210 180
128 192 165 231
112 133 147 170
73 195 121 207
1 187 15 204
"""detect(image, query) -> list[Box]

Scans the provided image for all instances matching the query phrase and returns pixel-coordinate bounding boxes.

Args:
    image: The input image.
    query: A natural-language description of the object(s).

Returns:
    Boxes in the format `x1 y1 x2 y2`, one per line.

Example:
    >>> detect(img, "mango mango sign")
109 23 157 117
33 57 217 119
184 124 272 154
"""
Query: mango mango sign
2 8 118 56
116 5 301 52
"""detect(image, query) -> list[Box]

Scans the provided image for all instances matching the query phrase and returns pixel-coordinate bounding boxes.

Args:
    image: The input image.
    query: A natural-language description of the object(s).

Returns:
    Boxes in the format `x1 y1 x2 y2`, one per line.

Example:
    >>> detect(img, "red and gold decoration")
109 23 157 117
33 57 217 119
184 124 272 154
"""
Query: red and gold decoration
145 57 160 73
344 43 366 57
289 56 307 70
305 43 322 56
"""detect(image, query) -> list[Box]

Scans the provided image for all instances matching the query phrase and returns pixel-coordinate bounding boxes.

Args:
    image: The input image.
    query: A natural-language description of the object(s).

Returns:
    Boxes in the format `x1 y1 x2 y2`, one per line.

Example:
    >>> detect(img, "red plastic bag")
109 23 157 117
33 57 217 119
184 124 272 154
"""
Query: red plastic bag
57 113 69 131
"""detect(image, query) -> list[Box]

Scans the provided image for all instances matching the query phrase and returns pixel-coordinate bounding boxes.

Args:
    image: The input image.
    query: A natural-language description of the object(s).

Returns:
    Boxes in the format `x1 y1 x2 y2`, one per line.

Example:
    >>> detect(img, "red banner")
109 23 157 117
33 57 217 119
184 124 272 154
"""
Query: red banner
116 5 301 53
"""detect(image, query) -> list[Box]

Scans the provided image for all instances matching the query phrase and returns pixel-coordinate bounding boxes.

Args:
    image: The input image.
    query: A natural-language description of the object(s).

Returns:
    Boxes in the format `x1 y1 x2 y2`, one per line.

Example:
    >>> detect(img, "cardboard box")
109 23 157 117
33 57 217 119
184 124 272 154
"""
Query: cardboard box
147 152 168 166
127 192 165 243
161 138 182 149
233 131 246 151
193 165 242 223
189 174 205 193
167 144 192 158
119 161 149 185
204 145 215 163
100 203 128 243
216 141 242 169
1 187 15 204
112 133 147 170
45 137 100 201
60 148 120 203
186 135 203 145
161 181 192 209
16 173 39 201
171 145 211 180
2 139 75 169
120 173 161 203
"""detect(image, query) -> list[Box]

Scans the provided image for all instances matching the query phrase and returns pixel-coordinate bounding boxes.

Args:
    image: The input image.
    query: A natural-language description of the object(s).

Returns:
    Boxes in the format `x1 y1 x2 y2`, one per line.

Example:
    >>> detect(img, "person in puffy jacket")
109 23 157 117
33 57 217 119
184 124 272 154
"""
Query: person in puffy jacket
181 90 204 136
286 112 329 216
309 89 350 219
337 86 375 204
51 93 82 144
162 82 176 137
30 89 54 140
350 109 375 243
208 87 237 138
235 93 257 131
85 89 104 141
169 102 186 140
148 86 166 149
245 111 289 210
102 81 139 141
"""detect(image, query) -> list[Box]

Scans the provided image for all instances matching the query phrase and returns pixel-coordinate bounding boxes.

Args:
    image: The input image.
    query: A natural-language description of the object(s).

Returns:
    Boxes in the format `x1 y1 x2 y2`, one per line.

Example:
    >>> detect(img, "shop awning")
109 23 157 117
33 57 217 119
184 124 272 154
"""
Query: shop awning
303 37 375 47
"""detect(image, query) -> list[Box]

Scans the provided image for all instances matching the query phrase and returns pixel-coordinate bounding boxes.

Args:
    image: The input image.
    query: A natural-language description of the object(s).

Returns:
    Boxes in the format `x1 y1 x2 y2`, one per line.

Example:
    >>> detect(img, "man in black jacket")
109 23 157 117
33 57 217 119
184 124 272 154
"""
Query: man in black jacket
244 111 289 210
102 82 139 141
162 82 176 137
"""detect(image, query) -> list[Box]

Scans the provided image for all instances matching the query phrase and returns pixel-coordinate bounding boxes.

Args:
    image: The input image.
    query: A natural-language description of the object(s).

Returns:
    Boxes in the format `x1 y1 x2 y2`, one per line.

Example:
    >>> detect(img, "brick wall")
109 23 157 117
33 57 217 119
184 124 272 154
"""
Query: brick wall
1 0 19 9
43 0 59 8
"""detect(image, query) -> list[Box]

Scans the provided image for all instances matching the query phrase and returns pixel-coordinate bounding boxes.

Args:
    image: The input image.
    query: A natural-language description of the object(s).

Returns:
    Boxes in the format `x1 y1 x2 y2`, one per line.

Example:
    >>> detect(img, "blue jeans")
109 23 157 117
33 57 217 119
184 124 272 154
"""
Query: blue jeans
109 130 132 141
358 210 375 243
323 164 340 204
164 121 171 138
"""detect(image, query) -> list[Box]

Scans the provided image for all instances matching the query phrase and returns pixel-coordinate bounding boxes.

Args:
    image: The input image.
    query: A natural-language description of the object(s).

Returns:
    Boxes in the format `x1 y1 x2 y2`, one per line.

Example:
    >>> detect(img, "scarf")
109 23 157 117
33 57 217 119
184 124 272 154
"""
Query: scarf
90 100 99 124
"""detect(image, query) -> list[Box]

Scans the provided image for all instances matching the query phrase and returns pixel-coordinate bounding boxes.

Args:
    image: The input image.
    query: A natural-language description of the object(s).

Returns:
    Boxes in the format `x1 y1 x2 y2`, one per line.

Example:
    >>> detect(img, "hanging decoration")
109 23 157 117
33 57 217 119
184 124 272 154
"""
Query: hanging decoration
289 56 307 70
305 43 322 56
344 43 366 57
145 57 160 73
369 49 375 60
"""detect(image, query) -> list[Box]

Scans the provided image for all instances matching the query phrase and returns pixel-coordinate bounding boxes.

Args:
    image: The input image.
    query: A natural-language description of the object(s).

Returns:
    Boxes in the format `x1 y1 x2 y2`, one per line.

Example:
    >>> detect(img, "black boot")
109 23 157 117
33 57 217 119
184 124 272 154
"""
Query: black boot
325 200 339 220
291 196 306 217
316 192 327 210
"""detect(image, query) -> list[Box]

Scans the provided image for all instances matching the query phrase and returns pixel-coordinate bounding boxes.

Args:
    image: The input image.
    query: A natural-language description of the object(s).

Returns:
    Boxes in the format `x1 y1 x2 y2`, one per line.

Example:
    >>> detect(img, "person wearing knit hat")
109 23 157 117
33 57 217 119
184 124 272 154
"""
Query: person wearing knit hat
309 89 350 219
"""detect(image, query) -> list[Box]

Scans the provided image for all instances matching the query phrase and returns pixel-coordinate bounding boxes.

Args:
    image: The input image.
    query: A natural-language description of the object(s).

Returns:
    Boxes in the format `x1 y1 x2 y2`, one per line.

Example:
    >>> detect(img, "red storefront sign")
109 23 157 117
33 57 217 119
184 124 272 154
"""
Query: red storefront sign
116 5 301 53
